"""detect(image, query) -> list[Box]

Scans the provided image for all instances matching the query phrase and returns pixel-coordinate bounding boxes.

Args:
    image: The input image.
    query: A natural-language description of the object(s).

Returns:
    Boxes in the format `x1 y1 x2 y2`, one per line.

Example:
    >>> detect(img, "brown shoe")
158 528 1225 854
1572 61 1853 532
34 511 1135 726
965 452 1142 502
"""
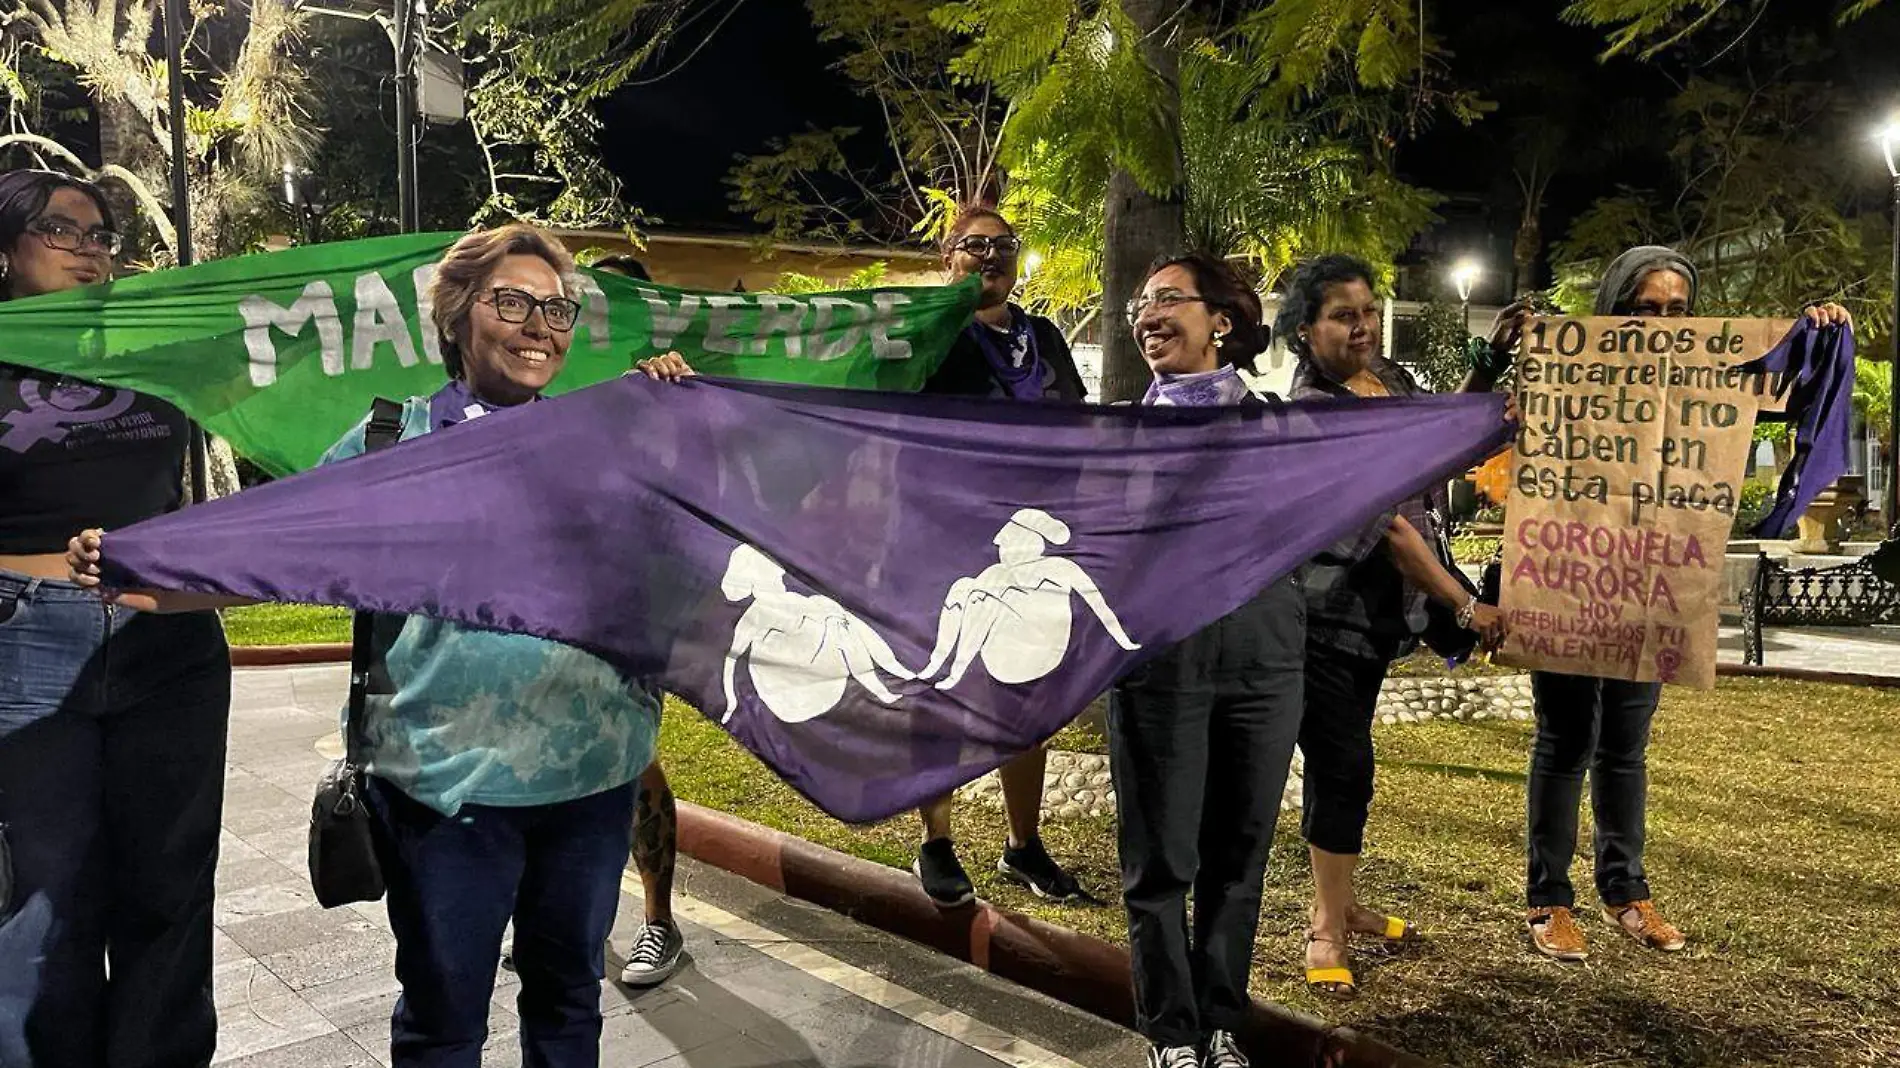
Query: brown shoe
1603 900 1686 952
1526 907 1589 961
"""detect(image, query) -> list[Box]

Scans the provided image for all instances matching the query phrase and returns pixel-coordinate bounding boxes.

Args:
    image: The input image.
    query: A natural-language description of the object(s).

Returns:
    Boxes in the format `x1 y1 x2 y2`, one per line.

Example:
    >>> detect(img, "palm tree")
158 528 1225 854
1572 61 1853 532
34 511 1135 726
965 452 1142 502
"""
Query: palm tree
16 0 318 259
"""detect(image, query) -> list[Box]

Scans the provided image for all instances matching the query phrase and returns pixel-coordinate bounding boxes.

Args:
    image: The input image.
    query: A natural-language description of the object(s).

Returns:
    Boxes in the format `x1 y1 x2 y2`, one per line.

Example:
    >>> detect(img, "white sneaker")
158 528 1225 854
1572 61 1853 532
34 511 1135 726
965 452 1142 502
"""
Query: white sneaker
1204 1031 1248 1068
1147 1045 1200 1068
619 919 685 987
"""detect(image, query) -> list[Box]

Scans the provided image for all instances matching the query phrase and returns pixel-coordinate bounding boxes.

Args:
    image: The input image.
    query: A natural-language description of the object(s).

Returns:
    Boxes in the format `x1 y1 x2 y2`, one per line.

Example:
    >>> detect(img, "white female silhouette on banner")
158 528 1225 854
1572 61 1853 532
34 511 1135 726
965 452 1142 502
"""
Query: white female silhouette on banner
717 544 915 724
717 509 1139 726
920 508 1140 689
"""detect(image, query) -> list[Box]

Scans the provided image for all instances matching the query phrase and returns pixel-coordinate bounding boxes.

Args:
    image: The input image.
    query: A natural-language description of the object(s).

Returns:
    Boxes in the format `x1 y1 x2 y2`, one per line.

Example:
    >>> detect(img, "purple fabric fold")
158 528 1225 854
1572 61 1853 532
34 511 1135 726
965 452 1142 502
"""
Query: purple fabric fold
100 377 1510 822
1741 318 1857 538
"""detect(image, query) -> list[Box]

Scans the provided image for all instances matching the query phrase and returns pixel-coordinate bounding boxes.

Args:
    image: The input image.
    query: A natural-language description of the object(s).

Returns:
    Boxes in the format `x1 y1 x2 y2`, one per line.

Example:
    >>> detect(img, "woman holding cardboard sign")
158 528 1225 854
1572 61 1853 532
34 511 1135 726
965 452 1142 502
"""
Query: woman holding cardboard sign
1520 245 1851 963
1277 254 1511 999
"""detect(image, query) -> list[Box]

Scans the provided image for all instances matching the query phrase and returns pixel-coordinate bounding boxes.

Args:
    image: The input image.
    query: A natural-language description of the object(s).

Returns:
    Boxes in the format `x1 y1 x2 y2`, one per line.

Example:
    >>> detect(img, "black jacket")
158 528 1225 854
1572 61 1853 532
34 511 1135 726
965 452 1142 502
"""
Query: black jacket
923 310 1087 402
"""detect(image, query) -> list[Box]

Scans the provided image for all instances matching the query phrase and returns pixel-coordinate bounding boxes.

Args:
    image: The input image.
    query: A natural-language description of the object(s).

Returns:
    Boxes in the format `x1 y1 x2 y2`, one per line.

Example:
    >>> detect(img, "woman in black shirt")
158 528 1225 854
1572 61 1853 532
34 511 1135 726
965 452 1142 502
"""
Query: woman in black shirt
0 169 231 1066
908 207 1089 909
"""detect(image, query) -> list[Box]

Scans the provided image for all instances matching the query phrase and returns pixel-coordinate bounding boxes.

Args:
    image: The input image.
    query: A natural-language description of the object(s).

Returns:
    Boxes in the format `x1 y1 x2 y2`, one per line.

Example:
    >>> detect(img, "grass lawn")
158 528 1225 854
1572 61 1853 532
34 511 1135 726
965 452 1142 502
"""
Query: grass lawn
658 677 1900 1068
221 603 352 646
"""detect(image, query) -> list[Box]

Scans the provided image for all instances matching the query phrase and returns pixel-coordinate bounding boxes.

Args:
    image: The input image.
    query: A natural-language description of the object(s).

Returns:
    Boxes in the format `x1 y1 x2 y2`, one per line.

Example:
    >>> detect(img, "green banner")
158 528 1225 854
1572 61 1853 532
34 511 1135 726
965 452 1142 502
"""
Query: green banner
0 232 976 476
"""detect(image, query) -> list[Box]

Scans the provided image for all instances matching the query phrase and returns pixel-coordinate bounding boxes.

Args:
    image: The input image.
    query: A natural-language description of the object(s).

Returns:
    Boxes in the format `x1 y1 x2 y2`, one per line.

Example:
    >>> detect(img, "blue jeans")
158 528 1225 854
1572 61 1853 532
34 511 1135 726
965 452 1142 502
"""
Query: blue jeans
365 775 635 1068
0 571 230 1068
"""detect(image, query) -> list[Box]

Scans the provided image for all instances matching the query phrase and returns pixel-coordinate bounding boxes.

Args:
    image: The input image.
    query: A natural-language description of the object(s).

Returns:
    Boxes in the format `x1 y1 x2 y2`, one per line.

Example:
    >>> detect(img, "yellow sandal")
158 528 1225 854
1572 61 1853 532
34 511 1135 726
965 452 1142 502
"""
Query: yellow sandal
1304 933 1357 999
1375 914 1422 944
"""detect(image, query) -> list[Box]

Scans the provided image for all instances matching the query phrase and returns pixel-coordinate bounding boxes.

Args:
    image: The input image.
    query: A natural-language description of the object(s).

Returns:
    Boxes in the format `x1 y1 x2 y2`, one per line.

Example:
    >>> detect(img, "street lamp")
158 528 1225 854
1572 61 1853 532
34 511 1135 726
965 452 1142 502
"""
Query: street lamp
280 162 324 245
1451 259 1481 334
1879 119 1900 526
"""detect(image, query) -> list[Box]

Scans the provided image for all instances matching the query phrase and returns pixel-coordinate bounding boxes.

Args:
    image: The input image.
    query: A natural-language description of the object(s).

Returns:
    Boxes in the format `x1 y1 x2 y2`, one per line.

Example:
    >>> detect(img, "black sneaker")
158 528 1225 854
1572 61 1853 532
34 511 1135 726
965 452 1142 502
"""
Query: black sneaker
1148 1045 1200 1068
619 919 685 987
997 836 1083 902
1204 1030 1248 1068
912 838 975 907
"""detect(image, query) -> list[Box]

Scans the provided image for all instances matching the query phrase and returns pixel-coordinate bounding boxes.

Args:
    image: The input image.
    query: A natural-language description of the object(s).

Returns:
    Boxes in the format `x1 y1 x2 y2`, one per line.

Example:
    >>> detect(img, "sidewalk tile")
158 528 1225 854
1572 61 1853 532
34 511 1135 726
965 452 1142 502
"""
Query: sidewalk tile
300 968 402 1030
256 924 395 991
642 1032 822 1068
210 958 335 1063
216 1032 376 1068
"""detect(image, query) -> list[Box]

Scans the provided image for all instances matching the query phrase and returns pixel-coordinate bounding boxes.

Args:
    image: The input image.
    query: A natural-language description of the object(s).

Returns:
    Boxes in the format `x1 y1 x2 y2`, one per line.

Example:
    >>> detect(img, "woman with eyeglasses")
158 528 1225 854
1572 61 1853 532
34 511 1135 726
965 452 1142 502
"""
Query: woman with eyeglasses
905 206 1092 910
71 225 680 1067
1114 253 1304 1068
0 168 235 1067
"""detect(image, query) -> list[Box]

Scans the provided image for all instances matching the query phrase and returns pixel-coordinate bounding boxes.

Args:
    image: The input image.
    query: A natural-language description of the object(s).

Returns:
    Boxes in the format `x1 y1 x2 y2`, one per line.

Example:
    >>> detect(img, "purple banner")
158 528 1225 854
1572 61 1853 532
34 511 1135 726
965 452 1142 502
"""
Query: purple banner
101 378 1510 821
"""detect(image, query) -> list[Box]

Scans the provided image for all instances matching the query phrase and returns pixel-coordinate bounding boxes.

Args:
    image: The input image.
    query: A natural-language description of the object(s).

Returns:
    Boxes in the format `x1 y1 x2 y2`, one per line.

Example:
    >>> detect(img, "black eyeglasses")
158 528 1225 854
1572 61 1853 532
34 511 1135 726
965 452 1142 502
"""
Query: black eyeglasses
951 234 1023 259
1125 289 1208 325
27 219 121 256
481 287 582 332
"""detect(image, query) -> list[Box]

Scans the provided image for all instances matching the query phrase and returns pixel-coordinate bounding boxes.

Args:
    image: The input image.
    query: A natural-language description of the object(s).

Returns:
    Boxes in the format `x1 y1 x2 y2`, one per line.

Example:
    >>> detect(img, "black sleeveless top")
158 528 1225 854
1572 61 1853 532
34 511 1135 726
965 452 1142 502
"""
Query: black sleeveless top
0 362 190 554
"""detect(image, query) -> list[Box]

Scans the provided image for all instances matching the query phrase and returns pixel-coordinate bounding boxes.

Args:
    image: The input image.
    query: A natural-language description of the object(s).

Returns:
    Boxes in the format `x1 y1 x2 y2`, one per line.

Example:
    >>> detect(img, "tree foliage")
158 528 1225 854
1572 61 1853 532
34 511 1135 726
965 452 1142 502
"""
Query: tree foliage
1552 68 1893 355
1562 0 1887 58
726 0 1008 245
936 1 1445 316
7 0 317 257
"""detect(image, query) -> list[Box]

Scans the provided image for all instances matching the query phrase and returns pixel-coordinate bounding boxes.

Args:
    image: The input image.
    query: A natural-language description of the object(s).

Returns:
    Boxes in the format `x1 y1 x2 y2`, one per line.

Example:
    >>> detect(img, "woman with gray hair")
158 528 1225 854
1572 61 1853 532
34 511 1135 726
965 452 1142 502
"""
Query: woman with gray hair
71 224 693 1067
1521 245 1850 964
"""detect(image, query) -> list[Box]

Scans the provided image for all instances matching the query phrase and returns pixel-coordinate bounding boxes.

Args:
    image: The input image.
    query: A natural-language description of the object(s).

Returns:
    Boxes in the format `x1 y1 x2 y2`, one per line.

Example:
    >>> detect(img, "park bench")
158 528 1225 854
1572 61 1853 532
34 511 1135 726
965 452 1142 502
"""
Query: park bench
1742 548 1900 665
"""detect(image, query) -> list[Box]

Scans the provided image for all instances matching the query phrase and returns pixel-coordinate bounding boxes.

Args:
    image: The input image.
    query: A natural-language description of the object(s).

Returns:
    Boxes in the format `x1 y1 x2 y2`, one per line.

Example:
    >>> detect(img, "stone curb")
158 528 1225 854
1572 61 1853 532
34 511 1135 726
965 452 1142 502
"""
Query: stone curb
1714 662 1900 688
676 800 1435 1068
228 642 352 667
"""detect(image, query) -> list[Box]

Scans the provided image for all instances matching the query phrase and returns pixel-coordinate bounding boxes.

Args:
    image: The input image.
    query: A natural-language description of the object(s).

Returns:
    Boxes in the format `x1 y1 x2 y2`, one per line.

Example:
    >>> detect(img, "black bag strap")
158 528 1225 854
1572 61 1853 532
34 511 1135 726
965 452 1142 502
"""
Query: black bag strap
345 398 406 764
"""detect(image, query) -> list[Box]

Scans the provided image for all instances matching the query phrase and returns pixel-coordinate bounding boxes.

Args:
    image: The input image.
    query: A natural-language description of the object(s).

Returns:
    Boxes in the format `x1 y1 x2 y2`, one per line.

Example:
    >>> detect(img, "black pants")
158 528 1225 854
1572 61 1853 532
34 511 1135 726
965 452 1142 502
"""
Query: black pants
0 574 231 1068
1298 640 1389 856
1526 672 1661 909
1108 579 1303 1048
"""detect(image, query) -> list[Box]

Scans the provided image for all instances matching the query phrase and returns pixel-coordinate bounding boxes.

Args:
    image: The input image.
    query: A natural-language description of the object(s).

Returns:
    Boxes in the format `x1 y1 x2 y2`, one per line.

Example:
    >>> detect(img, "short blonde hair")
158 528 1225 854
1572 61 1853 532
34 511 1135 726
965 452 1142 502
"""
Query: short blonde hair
430 224 577 379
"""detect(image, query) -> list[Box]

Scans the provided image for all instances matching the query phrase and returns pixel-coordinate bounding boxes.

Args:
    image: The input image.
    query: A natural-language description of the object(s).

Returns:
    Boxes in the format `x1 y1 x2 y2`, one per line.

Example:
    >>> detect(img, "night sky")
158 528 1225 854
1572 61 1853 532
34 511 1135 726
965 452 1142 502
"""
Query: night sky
594 2 881 233
592 1 1900 283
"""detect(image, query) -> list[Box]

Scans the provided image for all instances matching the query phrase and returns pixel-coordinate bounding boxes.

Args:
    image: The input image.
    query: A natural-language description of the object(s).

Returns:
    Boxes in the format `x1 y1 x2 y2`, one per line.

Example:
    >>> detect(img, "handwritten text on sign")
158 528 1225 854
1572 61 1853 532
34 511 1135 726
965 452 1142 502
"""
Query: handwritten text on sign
1499 316 1789 689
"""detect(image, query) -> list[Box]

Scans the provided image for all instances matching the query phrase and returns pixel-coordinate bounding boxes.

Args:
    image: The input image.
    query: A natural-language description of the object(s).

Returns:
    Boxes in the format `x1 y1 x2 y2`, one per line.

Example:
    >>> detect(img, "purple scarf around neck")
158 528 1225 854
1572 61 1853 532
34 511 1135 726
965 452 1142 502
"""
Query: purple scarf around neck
429 378 530 430
966 306 1047 401
1141 364 1251 407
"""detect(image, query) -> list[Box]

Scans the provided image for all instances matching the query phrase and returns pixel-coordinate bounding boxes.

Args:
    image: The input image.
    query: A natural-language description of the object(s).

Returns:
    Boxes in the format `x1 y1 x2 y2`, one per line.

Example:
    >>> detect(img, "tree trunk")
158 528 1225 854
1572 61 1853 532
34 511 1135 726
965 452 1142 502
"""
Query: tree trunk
1512 203 1541 295
1099 0 1187 404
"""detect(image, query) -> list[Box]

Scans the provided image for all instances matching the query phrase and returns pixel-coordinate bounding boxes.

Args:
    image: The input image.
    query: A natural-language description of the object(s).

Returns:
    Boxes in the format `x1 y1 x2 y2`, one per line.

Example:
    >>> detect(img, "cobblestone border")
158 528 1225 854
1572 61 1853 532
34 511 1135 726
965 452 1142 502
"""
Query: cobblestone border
957 674 1537 820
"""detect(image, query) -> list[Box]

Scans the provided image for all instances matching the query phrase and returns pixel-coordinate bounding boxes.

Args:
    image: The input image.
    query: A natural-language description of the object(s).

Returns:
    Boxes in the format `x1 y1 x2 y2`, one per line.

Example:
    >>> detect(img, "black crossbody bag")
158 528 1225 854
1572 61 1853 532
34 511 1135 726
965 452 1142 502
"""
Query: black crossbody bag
308 398 403 908
1419 505 1486 663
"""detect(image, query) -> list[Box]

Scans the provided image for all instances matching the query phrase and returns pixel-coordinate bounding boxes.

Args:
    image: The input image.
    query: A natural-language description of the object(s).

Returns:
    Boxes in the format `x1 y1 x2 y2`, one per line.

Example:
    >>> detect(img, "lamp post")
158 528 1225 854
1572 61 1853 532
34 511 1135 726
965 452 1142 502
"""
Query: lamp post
1880 121 1900 526
280 162 324 245
298 0 424 233
1452 259 1481 335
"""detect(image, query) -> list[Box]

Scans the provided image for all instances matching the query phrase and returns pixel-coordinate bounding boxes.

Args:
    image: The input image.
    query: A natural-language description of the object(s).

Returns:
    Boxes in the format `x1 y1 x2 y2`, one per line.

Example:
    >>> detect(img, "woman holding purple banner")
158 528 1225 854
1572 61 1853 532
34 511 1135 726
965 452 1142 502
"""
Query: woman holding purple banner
0 167 232 1068
1112 252 1302 1068
71 224 685 1068
1277 254 1509 1000
907 206 1091 910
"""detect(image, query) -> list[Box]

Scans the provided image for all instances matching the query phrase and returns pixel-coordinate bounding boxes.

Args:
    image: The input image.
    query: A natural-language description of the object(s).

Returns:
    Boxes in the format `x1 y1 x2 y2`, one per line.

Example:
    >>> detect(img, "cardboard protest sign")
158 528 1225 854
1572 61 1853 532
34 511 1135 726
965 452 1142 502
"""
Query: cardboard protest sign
1498 316 1791 688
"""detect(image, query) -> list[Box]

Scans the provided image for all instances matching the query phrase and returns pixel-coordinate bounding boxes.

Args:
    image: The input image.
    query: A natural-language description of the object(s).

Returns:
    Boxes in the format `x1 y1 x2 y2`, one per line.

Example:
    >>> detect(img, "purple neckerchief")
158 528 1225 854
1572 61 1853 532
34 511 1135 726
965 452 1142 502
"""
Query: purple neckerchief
1141 364 1251 407
428 379 530 430
966 306 1046 401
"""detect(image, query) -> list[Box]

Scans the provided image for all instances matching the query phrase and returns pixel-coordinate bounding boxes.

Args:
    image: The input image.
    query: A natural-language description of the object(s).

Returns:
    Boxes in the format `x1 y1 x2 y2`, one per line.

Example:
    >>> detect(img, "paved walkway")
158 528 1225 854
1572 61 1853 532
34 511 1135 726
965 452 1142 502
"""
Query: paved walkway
1717 623 1900 678
214 665 1146 1068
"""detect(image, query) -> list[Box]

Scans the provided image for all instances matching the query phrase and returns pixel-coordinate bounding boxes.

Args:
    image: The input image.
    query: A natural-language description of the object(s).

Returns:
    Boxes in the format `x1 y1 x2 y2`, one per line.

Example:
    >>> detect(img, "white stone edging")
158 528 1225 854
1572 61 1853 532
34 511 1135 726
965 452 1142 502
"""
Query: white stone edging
954 674 1535 820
